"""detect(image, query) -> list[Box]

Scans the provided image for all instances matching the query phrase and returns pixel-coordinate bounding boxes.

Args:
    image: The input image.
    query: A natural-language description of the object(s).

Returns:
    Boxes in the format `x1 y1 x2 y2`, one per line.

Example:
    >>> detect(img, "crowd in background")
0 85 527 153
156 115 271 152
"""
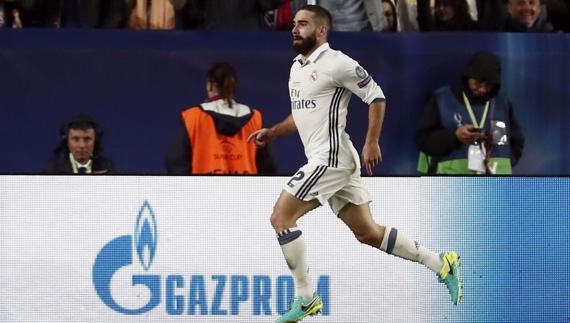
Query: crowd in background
0 0 569 32
1 1 568 176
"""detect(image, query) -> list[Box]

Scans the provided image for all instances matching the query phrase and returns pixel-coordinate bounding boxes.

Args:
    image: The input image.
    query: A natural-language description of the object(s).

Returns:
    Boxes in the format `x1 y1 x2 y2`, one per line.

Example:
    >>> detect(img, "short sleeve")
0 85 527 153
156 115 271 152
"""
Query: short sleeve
332 55 385 105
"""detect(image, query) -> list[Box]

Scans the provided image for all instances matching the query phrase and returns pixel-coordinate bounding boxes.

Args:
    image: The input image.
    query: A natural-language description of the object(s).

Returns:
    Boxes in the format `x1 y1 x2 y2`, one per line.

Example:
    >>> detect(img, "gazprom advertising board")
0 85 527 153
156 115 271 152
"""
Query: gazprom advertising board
0 176 568 322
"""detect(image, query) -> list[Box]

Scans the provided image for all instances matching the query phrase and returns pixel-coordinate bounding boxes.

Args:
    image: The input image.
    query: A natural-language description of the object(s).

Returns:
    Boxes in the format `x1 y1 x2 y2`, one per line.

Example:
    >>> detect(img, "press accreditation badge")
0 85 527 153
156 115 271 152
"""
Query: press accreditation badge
468 144 486 173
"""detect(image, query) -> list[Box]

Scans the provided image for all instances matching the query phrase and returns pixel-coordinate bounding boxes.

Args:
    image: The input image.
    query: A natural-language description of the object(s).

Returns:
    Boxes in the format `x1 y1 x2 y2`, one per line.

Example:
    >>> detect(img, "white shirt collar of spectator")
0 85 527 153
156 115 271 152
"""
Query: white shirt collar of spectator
69 153 92 174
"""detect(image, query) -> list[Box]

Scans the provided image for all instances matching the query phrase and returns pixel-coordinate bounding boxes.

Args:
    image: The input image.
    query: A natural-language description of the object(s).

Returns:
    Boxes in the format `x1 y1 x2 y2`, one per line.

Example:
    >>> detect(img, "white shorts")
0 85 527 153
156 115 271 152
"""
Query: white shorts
283 163 372 215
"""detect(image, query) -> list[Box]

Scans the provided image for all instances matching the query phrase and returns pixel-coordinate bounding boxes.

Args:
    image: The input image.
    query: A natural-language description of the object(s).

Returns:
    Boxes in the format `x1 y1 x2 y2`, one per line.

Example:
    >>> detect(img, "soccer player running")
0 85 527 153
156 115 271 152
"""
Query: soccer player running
248 5 462 323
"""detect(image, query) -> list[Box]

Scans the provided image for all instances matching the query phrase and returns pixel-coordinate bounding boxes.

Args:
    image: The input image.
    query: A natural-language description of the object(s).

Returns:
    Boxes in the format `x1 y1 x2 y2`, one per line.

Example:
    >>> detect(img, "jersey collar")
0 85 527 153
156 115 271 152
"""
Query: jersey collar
293 42 330 66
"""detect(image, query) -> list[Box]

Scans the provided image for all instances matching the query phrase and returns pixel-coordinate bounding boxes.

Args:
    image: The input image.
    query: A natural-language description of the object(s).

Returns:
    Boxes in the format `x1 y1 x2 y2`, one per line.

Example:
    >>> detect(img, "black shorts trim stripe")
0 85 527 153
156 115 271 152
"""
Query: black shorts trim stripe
295 165 328 200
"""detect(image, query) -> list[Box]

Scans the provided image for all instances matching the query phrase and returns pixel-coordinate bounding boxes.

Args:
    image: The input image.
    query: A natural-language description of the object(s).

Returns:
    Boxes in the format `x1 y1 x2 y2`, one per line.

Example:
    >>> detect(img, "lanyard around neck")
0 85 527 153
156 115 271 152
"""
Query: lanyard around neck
462 92 489 129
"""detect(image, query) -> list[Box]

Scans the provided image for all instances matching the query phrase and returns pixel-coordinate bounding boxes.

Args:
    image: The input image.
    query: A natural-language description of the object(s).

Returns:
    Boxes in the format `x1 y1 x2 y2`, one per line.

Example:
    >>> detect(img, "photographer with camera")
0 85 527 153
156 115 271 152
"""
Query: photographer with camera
415 51 525 175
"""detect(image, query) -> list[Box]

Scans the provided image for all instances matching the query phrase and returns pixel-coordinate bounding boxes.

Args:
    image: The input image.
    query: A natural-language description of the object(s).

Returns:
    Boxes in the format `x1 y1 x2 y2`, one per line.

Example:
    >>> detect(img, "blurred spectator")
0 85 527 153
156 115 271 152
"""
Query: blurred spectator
174 0 286 30
265 0 289 30
415 51 525 175
42 114 117 175
503 0 554 32
478 0 554 32
1 1 25 28
0 3 24 28
60 0 130 28
466 0 479 19
166 63 276 175
544 0 570 31
0 1 8 27
396 0 419 31
475 0 509 31
417 0 477 31
316 0 387 31
0 0 59 28
1 0 129 28
11 7 22 27
127 0 175 29
170 0 202 29
382 0 398 31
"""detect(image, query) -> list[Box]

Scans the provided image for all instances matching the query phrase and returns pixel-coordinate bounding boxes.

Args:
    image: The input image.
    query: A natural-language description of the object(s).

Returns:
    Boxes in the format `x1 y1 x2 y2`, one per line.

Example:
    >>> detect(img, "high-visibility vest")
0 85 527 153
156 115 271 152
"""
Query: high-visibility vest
417 86 513 175
181 106 262 174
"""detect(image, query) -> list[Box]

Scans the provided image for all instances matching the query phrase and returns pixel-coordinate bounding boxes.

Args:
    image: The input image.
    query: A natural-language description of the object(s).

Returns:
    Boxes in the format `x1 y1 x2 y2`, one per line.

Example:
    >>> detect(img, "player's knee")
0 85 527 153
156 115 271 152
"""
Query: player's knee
270 210 285 231
269 212 278 229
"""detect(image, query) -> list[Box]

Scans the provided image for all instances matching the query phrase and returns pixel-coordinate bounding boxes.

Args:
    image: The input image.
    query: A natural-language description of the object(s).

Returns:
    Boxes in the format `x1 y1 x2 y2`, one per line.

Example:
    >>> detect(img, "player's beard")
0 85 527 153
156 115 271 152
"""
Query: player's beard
292 33 317 56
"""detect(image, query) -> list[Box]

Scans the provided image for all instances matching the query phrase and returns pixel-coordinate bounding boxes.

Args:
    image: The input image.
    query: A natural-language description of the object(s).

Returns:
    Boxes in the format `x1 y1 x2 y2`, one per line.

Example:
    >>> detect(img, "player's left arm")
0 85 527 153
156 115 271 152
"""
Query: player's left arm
363 100 385 175
334 56 387 175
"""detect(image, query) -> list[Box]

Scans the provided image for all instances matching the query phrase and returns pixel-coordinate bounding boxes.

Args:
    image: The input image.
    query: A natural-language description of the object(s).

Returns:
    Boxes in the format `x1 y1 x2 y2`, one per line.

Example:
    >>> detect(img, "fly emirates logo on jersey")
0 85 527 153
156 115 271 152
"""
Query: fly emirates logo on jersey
291 88 316 110
92 200 330 317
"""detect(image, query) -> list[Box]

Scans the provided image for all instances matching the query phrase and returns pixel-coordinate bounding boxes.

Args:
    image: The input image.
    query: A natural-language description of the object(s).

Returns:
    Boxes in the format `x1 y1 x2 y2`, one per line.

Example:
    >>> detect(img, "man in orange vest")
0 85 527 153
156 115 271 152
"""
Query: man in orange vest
166 62 276 175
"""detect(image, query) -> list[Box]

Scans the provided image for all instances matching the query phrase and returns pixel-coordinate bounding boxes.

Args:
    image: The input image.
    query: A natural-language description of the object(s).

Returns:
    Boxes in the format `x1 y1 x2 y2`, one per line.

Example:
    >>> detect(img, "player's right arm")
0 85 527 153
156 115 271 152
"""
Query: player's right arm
248 114 297 147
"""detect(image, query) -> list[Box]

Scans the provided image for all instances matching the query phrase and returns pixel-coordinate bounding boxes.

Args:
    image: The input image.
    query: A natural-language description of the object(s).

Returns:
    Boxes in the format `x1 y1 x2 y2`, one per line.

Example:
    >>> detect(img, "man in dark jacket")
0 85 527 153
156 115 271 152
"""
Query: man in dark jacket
42 115 116 174
503 0 554 32
5 0 128 28
415 51 525 175
60 0 129 28
173 0 286 30
477 0 554 32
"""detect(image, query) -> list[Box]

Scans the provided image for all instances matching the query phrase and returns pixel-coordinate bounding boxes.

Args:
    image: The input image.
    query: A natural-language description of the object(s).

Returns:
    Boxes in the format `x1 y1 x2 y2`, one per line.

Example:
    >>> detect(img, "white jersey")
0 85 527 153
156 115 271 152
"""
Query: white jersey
289 42 385 169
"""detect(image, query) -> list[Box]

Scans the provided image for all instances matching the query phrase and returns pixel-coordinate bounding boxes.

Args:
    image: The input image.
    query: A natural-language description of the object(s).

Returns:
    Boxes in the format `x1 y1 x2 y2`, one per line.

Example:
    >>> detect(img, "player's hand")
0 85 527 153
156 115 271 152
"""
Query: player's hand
362 142 382 176
247 128 272 147
456 124 486 144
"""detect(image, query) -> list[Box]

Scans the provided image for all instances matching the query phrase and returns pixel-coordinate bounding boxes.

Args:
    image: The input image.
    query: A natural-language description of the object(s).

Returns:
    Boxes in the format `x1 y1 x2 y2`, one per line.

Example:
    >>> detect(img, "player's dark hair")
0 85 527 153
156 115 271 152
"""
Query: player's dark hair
208 62 237 108
298 5 333 31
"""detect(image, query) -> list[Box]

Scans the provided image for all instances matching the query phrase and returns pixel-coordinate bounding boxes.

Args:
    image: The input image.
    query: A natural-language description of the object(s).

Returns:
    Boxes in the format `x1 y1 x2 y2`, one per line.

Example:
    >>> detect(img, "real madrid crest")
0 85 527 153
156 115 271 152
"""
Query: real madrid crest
310 70 318 82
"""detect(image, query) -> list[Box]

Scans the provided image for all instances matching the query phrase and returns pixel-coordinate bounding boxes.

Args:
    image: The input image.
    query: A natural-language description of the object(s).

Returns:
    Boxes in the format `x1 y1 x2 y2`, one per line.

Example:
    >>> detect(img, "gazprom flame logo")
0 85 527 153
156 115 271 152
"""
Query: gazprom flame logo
134 201 157 271
92 200 161 315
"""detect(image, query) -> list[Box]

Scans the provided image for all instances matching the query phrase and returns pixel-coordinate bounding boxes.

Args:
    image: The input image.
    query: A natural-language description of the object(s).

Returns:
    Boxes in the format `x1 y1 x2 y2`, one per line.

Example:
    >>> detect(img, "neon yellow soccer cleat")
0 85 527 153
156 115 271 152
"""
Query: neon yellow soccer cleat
438 251 463 305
